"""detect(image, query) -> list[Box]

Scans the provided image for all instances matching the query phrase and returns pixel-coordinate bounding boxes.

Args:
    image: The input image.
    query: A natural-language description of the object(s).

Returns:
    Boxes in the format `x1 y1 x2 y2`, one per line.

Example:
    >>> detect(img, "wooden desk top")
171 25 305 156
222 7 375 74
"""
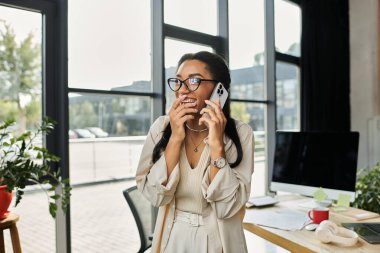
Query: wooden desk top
243 195 380 253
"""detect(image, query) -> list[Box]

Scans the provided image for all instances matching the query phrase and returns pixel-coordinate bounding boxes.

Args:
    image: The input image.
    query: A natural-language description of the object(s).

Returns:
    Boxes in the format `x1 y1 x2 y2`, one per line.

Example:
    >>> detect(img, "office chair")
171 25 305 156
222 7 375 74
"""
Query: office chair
123 185 153 253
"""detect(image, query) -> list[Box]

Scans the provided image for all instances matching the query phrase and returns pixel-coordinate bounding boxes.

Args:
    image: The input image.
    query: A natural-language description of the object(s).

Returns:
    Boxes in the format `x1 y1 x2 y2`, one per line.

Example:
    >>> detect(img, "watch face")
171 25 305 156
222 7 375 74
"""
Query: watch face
215 157 226 168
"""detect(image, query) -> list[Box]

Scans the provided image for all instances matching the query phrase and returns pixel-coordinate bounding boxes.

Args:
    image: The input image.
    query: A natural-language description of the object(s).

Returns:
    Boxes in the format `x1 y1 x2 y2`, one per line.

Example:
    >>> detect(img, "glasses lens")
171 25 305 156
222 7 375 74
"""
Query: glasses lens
187 78 201 91
168 78 180 91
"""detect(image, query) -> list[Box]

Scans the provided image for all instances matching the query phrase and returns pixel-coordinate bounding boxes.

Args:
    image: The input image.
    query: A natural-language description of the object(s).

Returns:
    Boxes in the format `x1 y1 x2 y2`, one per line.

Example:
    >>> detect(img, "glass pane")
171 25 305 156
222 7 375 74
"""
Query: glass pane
164 39 212 113
276 62 300 131
231 102 264 131
230 101 265 155
0 6 55 252
231 102 266 196
164 0 217 35
275 0 301 56
230 68 264 100
69 93 151 184
68 0 151 92
0 6 42 131
229 0 265 100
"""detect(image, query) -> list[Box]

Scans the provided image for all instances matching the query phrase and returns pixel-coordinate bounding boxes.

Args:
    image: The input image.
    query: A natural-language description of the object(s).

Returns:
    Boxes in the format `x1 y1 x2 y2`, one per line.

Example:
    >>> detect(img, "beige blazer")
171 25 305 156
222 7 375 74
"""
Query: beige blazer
136 116 255 253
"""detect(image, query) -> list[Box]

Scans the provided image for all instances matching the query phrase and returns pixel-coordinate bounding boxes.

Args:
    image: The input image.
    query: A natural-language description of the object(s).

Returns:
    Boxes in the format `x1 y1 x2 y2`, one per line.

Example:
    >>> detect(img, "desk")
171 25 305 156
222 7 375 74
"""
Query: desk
243 195 380 253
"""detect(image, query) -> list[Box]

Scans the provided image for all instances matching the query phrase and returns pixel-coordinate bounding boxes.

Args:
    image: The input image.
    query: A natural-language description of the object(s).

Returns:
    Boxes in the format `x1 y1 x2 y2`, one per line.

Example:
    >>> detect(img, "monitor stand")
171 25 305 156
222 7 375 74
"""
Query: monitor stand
298 199 333 209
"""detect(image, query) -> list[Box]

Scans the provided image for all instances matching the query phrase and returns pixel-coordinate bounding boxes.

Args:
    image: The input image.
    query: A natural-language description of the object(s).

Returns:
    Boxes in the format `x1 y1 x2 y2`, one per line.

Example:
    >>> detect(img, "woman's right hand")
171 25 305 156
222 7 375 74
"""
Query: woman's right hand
168 95 197 142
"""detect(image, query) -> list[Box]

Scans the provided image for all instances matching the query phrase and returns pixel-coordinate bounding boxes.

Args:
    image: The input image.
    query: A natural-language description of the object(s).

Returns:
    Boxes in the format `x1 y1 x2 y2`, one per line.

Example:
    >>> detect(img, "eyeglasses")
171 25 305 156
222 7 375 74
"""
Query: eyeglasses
167 77 218 92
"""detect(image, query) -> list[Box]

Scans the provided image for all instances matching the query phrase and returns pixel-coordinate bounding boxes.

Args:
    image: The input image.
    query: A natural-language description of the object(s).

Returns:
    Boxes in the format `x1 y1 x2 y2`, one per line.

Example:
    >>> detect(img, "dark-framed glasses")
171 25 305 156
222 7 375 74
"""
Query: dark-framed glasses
167 77 218 92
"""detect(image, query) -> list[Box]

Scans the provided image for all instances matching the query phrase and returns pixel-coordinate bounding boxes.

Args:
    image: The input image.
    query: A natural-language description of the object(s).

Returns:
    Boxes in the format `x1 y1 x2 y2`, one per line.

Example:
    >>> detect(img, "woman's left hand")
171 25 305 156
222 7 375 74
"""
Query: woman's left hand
199 99 227 150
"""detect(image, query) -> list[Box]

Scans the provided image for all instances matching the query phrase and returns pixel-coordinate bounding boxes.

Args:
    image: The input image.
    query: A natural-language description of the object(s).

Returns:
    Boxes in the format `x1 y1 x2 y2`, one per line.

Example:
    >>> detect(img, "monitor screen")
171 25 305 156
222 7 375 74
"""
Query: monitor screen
270 131 359 201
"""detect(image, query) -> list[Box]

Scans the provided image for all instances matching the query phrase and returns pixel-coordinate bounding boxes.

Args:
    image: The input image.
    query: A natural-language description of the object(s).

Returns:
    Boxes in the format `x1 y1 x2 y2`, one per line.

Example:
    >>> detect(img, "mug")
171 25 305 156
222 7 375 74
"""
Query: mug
308 207 329 224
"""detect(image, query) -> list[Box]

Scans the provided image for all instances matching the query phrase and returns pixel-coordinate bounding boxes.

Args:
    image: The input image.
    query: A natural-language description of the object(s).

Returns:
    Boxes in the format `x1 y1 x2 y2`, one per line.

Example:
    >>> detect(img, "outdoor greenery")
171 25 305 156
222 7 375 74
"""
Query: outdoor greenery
0 118 71 218
353 163 380 213
231 103 251 125
0 21 42 131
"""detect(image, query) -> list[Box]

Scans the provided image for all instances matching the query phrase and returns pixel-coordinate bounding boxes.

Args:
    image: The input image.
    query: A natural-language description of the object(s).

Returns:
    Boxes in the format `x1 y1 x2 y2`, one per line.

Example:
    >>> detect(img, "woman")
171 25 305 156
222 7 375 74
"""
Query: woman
136 51 254 253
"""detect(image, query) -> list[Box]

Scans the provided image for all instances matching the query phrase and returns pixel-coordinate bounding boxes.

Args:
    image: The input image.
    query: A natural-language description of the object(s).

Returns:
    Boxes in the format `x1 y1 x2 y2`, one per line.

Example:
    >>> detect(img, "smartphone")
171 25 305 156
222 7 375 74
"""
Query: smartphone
209 82 229 109
202 83 229 120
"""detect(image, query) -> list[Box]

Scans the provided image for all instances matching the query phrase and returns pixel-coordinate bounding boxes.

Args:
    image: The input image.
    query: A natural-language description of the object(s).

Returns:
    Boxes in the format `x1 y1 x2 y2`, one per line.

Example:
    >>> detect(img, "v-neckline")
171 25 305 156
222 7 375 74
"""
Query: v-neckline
183 143 208 170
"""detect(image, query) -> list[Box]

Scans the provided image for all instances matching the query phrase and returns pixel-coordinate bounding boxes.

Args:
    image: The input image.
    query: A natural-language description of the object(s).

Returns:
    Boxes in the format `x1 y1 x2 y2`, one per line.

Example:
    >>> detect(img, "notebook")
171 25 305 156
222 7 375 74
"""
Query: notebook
246 196 279 208
342 223 380 244
330 207 379 221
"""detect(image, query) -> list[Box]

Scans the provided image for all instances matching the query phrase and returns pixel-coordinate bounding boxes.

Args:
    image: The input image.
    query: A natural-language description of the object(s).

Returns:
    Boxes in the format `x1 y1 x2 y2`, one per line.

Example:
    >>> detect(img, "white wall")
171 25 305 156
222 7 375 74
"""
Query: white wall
350 0 380 168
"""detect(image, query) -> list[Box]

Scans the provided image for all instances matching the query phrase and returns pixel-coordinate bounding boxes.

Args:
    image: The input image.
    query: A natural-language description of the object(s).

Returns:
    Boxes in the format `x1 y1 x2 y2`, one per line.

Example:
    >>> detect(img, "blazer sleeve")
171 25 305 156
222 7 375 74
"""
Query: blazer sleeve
201 122 254 219
135 116 180 207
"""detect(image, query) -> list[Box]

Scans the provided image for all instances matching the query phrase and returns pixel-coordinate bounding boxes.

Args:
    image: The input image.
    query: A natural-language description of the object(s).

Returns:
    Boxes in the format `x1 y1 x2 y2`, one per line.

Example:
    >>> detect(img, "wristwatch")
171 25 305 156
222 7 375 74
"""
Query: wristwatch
211 157 227 169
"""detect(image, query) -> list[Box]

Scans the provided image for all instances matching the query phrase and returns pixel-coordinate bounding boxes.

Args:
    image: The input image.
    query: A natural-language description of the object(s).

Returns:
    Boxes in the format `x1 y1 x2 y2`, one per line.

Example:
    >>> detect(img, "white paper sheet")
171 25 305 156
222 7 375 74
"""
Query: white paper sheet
243 208 310 231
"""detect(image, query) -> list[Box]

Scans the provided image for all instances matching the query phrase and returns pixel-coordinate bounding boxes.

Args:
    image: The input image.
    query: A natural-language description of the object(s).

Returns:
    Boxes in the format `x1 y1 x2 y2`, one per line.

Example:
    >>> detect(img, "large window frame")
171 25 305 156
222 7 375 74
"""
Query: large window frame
0 0 301 252
274 0 301 129
266 0 301 193
0 0 70 251
152 0 229 118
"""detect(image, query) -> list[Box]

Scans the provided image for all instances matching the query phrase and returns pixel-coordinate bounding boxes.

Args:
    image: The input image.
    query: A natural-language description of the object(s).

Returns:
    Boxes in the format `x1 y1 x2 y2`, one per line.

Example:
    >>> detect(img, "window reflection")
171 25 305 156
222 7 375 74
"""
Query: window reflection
69 93 151 137
68 93 151 184
276 62 300 131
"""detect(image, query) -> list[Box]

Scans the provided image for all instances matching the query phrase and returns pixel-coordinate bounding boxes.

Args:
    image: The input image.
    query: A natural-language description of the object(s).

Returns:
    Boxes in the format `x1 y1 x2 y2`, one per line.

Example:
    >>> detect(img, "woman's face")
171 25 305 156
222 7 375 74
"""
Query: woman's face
175 59 215 112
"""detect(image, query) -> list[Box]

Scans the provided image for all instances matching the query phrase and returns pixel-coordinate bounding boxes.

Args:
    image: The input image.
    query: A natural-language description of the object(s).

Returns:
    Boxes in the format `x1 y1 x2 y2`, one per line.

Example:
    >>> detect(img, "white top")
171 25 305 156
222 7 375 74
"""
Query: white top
175 145 208 214
136 116 255 253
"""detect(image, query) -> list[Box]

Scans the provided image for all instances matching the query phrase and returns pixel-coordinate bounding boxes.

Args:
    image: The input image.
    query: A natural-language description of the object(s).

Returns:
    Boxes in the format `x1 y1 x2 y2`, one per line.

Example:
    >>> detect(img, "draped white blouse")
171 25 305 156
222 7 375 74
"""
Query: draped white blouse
136 116 255 253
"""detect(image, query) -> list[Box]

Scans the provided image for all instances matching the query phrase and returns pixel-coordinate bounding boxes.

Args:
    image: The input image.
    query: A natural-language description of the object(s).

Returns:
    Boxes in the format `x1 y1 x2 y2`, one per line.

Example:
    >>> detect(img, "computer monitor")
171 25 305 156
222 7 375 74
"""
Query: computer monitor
270 131 360 201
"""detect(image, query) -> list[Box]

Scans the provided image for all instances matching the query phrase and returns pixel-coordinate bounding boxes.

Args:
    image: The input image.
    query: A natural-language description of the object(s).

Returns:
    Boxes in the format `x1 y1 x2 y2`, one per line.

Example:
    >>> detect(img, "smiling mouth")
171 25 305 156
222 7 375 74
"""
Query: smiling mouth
182 98 197 104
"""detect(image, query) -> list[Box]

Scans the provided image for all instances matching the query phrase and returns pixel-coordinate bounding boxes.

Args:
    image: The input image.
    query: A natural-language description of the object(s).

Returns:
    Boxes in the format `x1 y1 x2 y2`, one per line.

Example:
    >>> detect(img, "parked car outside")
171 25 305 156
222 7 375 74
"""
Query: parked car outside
87 127 109 138
69 130 78 139
73 129 96 138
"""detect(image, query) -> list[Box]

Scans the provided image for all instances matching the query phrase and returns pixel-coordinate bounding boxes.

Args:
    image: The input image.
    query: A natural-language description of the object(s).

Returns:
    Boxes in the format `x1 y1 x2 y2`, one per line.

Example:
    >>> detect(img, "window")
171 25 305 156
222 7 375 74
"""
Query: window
0 6 42 131
275 0 301 57
276 62 300 130
68 0 151 92
1 0 302 251
0 3 57 252
68 0 152 251
229 0 266 126
164 0 217 35
275 0 301 131
229 0 267 196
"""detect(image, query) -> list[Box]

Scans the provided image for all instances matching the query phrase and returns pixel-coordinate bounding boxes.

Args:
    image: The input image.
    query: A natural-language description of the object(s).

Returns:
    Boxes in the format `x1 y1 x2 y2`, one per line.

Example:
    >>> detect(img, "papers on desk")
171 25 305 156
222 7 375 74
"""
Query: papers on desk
244 208 310 231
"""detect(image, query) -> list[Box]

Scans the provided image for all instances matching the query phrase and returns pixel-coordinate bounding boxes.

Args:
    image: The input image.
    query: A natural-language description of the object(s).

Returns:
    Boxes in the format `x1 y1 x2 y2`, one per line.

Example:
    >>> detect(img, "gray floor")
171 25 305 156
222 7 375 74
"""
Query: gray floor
4 180 288 253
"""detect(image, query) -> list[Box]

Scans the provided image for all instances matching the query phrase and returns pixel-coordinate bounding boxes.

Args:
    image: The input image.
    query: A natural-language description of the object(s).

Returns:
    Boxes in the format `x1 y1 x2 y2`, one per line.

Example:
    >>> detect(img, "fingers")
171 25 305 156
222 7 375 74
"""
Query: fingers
171 94 188 111
169 96 185 118
169 95 198 127
199 99 226 128
175 101 197 115
200 100 224 119
169 95 199 117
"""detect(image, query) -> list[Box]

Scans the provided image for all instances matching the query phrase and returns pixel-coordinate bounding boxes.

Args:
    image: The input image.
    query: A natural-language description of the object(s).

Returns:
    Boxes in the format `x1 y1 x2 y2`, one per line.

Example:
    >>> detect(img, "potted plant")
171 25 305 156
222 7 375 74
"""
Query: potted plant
353 162 380 213
0 118 71 218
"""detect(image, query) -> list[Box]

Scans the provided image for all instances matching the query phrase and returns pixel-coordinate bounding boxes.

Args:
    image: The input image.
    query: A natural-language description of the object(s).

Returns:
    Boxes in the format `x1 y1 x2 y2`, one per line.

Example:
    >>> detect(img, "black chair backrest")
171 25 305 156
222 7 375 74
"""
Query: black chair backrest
123 186 153 253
